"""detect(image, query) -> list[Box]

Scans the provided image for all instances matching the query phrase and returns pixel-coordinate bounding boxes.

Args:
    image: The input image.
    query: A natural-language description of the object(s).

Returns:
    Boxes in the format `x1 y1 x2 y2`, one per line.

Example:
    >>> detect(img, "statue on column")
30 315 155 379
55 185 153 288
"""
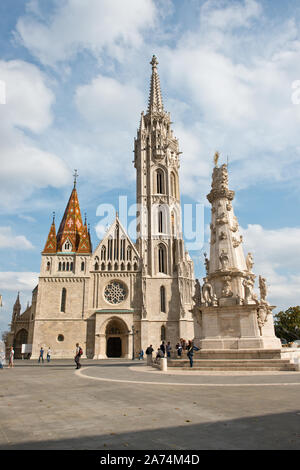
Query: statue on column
246 252 254 272
192 279 202 307
202 278 214 306
243 276 258 304
259 275 267 302
219 250 229 271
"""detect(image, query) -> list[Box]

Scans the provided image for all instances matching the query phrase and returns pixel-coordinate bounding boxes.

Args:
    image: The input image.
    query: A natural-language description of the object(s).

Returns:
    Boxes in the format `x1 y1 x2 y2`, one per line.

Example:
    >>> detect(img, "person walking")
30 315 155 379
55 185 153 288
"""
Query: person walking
38 346 44 363
47 347 52 363
145 344 154 365
8 346 14 368
75 343 83 369
187 340 200 368
138 349 144 360
166 341 172 358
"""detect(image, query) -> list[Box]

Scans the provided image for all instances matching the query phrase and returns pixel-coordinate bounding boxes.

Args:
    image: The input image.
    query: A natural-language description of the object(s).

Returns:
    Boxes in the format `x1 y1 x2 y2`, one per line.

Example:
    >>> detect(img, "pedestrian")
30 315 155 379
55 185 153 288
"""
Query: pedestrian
160 341 166 356
47 347 52 363
166 341 172 358
145 344 154 365
75 343 83 369
139 349 144 360
38 346 44 363
186 340 200 368
8 346 14 368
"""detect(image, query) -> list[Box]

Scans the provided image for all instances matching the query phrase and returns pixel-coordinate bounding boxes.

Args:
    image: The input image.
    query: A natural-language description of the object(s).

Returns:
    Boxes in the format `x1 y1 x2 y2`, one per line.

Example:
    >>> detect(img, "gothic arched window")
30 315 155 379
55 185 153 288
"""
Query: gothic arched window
101 246 106 261
161 325 166 341
158 210 163 233
46 261 50 271
156 169 165 194
58 262 62 271
120 239 125 260
170 172 176 198
158 244 167 274
108 237 113 260
127 246 132 261
81 261 85 271
61 288 67 312
160 286 166 313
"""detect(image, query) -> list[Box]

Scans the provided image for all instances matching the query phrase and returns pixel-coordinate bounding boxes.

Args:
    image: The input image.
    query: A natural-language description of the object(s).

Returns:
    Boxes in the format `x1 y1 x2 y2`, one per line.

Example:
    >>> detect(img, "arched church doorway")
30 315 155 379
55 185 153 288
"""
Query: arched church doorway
14 329 28 359
107 337 122 357
105 318 128 358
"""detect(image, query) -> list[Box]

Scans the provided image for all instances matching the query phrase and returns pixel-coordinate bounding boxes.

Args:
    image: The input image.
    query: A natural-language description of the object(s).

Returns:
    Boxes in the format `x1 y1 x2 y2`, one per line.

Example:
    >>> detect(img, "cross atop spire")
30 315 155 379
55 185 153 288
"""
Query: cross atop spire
73 169 78 188
147 55 164 114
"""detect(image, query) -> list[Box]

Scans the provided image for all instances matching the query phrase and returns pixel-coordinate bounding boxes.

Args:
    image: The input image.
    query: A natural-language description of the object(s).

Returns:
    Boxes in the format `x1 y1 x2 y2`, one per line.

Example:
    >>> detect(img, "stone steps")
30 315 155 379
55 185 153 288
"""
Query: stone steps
168 359 291 366
167 358 297 371
192 349 283 360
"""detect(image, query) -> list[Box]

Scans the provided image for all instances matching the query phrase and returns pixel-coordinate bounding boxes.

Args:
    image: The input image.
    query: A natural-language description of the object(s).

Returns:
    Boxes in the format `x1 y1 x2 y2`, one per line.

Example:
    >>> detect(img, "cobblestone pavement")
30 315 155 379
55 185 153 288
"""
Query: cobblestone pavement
0 359 300 450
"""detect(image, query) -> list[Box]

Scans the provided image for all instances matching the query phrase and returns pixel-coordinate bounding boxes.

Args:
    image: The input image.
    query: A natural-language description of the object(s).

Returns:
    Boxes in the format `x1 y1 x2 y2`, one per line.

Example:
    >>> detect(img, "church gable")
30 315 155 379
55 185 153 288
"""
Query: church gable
93 216 140 272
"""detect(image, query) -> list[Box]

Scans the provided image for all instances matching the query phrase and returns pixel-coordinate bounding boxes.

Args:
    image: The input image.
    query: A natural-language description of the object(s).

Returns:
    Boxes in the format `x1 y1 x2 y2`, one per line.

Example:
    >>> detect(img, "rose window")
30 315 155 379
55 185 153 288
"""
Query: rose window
104 281 127 304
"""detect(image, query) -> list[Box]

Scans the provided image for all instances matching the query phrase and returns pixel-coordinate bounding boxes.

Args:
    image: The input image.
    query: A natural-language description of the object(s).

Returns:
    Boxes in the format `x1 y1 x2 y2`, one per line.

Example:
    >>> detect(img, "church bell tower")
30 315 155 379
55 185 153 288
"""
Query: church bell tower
134 56 195 346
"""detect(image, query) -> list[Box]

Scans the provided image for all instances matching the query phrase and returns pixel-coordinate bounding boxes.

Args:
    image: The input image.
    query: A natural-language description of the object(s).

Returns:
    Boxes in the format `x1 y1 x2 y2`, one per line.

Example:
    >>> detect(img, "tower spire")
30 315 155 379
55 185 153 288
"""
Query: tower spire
147 55 164 114
43 213 57 253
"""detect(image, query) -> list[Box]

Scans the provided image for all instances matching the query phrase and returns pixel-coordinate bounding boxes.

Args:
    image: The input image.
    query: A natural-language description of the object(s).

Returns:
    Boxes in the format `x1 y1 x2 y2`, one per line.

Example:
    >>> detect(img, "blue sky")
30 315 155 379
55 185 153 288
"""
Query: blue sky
1 0 300 334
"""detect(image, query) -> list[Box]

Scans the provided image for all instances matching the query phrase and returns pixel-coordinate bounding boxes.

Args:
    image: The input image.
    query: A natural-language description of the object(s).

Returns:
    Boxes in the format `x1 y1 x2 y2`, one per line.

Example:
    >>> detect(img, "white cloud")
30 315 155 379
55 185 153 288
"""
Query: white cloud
201 0 262 31
241 224 300 310
0 272 39 291
0 227 34 250
75 74 144 127
0 60 70 210
15 0 157 66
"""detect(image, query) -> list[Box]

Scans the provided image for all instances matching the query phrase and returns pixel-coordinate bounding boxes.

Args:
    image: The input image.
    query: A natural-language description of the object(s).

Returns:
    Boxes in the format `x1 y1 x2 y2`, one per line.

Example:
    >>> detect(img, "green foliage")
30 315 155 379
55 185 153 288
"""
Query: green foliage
274 306 300 342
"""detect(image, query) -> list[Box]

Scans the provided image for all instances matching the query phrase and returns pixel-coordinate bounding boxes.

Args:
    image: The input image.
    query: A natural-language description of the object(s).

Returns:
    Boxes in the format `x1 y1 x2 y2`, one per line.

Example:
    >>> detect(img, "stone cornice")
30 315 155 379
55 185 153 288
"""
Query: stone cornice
207 189 235 203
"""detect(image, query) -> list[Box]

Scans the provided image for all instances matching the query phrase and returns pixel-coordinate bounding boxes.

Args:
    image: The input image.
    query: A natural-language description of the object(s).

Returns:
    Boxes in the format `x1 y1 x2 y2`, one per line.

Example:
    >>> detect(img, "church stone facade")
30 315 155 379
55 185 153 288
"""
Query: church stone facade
7 56 195 359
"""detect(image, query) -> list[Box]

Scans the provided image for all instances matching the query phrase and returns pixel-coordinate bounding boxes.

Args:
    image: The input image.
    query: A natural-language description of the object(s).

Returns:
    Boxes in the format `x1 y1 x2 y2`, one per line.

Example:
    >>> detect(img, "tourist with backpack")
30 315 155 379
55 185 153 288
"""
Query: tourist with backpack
75 343 83 369
186 340 200 368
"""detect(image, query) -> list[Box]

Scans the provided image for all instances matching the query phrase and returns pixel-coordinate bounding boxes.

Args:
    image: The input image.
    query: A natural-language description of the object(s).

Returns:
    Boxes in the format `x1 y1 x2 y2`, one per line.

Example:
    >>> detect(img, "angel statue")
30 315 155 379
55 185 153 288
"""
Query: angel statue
246 252 254 272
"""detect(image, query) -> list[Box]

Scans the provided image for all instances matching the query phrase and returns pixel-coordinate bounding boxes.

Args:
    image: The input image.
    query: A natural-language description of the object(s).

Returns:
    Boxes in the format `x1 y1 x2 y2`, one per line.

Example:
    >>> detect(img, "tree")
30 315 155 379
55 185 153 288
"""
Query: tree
274 306 300 342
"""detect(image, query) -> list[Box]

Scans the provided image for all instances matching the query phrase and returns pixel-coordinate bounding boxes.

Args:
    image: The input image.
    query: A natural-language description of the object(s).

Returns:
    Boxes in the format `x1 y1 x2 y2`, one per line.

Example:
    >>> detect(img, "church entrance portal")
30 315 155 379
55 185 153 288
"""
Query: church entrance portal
105 318 129 358
107 337 122 357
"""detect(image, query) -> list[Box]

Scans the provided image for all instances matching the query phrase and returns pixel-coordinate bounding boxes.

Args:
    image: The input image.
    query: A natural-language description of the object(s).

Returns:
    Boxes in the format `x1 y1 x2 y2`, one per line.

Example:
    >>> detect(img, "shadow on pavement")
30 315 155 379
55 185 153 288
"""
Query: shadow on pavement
1 410 300 450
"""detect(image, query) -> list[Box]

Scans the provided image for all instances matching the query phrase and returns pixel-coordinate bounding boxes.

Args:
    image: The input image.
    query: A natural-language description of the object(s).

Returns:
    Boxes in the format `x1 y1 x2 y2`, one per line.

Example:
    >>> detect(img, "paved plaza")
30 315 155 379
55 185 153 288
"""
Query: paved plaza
0 359 300 450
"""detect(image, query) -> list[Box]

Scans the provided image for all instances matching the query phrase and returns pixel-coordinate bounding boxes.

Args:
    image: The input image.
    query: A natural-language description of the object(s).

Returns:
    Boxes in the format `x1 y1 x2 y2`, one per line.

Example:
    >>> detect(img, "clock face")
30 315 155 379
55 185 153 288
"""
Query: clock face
104 281 127 304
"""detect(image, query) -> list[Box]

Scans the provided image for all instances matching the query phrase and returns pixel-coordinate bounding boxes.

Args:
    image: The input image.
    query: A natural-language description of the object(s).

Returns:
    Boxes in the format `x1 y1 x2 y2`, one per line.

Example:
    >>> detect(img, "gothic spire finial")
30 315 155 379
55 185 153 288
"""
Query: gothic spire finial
150 54 159 70
52 211 55 224
147 55 164 114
